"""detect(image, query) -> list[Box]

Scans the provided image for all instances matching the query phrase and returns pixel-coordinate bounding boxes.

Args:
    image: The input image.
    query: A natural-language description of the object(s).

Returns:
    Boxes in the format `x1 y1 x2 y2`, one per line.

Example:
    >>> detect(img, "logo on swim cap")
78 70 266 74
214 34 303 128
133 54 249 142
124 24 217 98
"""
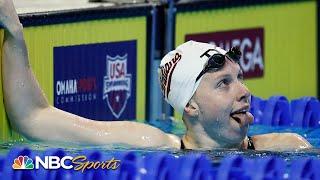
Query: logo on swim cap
158 52 182 99
103 54 131 119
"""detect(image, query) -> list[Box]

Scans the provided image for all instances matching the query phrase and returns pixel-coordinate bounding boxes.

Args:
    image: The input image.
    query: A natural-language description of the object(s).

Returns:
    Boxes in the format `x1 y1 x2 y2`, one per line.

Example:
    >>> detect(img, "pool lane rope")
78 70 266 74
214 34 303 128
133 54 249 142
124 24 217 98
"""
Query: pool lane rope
0 147 319 180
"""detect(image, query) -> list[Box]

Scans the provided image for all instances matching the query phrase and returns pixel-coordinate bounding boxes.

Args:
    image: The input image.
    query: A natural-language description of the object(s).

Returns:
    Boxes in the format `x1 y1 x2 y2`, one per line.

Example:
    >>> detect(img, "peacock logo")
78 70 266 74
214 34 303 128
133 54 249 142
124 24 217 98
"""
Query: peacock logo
12 155 34 169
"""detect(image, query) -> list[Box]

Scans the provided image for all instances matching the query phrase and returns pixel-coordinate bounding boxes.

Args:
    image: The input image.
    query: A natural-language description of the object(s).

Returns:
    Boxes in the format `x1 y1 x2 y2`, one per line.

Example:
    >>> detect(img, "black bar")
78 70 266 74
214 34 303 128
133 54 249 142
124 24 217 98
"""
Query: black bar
145 6 153 121
175 0 313 13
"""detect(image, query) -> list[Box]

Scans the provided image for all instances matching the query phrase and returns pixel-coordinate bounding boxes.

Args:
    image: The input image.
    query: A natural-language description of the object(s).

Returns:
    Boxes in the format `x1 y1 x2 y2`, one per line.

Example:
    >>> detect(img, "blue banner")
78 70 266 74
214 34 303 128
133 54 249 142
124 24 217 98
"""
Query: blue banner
54 40 137 121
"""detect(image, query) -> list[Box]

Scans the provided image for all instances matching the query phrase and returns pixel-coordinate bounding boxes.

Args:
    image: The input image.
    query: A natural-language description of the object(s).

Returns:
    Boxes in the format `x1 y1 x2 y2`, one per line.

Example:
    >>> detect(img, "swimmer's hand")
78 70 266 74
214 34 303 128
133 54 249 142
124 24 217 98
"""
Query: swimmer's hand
0 0 22 36
252 133 312 151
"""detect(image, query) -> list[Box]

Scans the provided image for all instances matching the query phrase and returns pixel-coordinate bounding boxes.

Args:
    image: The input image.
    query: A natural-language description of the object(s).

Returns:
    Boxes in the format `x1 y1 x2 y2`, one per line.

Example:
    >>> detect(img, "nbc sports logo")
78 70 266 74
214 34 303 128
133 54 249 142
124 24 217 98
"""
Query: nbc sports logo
12 155 34 169
11 155 120 172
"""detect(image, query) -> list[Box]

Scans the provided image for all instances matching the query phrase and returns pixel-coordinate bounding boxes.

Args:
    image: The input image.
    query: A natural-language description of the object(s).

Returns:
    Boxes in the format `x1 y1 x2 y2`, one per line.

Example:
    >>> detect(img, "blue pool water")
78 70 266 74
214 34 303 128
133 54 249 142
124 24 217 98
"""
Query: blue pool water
0 119 319 162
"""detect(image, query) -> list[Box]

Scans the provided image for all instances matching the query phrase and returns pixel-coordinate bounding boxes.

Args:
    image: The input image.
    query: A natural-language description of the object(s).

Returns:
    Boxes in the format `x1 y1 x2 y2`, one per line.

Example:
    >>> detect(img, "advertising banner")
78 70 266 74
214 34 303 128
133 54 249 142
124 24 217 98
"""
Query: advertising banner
54 40 137 121
186 28 264 79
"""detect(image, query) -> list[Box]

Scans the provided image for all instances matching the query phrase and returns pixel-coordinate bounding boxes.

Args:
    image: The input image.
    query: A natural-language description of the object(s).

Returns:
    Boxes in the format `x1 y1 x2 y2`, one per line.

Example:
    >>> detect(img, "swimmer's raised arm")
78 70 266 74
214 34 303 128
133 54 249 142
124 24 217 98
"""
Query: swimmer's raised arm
1 0 50 128
0 0 180 148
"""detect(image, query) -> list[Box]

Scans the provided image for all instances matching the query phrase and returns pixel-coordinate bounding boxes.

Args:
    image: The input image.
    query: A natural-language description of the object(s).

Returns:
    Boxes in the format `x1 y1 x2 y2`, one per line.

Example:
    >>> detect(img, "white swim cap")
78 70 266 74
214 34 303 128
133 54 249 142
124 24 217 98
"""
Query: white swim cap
158 41 227 114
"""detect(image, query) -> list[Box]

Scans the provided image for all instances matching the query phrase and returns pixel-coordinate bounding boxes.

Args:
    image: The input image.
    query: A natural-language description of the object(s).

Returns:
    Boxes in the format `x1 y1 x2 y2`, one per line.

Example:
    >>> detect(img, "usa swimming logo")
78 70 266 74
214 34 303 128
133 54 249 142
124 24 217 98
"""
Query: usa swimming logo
12 156 34 169
103 54 131 119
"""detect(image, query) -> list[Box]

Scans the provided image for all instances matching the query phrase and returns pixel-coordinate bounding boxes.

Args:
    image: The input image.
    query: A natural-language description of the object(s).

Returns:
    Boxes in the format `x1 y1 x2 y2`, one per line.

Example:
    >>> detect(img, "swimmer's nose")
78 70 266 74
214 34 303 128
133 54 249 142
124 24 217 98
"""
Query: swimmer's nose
237 82 251 104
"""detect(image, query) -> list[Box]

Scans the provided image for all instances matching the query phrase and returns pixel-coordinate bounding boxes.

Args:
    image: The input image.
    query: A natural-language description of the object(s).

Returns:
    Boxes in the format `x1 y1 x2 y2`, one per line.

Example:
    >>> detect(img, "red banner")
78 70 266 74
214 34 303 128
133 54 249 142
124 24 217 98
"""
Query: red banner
186 28 264 78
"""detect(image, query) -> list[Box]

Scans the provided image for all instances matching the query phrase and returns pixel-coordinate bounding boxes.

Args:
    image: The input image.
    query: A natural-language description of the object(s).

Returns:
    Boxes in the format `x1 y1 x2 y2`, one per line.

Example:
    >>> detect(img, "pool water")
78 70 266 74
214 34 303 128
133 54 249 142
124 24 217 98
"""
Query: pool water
0 118 319 162
149 118 320 159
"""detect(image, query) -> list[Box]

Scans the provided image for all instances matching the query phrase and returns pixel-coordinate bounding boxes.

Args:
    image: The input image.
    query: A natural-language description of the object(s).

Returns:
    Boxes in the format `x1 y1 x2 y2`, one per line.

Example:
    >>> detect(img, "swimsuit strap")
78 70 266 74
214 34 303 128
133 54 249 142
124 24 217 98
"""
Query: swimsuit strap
181 139 185 149
181 137 256 150
247 136 255 150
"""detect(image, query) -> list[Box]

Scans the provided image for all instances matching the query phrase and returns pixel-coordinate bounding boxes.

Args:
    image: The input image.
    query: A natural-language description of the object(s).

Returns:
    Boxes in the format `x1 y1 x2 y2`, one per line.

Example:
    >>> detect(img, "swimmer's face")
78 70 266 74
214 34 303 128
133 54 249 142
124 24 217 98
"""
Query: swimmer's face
191 58 253 144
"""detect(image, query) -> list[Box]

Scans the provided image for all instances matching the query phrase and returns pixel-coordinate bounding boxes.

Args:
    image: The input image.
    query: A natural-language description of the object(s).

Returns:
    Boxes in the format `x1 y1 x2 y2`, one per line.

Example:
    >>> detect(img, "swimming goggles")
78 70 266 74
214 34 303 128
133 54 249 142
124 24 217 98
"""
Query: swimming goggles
195 46 241 82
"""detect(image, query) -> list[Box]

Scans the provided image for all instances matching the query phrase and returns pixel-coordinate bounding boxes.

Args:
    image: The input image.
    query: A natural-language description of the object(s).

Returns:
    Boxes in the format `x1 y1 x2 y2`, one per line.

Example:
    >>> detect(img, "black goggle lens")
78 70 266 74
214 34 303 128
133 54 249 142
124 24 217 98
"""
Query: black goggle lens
196 53 225 82
195 46 241 82
207 53 225 68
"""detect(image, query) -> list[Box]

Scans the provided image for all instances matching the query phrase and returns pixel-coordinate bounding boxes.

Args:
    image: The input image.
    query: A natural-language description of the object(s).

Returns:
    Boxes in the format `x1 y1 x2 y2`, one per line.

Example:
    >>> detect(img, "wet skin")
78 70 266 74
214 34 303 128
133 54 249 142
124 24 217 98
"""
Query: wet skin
193 59 253 145
182 59 312 150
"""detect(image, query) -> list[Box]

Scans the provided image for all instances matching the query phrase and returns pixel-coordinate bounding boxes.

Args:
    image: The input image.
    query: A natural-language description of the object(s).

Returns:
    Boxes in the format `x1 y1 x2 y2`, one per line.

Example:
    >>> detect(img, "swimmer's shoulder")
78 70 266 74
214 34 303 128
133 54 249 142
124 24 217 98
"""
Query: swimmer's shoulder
251 133 312 151
167 134 181 149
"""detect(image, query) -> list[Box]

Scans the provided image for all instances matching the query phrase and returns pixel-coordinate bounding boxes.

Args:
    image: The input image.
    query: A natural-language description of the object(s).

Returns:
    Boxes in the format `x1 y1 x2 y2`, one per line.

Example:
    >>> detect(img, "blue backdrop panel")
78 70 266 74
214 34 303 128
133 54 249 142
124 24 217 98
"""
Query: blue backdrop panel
54 40 137 121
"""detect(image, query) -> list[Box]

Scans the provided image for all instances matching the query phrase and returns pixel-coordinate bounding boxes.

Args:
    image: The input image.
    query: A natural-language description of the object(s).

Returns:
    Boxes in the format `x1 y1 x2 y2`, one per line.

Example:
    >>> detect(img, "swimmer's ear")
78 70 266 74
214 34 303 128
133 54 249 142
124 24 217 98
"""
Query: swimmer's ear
184 98 199 118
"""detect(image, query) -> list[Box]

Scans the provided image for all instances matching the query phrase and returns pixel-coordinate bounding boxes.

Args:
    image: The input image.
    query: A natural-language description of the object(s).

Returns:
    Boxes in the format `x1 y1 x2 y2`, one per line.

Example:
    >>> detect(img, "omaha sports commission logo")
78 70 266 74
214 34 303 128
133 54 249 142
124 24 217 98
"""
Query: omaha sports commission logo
103 54 132 119
12 156 34 169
